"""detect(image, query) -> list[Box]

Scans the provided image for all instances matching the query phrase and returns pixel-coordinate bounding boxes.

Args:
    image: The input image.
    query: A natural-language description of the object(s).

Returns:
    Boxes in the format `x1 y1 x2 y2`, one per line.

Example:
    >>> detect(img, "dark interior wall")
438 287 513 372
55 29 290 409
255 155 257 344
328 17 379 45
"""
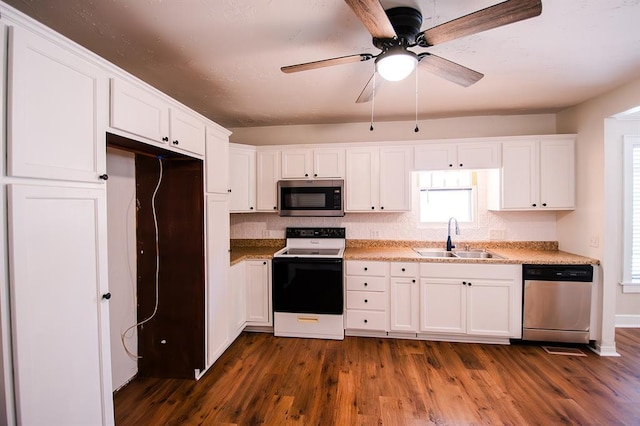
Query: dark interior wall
135 153 205 379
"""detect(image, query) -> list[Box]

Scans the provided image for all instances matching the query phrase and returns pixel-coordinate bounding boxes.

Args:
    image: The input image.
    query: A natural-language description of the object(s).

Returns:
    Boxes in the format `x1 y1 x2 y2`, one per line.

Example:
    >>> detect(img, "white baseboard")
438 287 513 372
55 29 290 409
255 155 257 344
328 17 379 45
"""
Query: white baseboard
615 314 640 328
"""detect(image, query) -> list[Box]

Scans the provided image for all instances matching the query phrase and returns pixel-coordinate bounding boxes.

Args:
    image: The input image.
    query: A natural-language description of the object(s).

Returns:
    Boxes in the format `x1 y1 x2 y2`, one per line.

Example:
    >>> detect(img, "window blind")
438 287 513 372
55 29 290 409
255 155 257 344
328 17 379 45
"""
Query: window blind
631 144 640 279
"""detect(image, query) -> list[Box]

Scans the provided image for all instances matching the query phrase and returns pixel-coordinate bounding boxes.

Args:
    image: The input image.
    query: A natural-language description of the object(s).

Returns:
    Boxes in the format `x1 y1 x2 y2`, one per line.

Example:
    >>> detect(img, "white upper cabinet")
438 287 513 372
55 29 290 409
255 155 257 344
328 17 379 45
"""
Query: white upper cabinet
169 107 206 155
414 141 500 171
205 126 230 194
346 146 412 212
379 146 413 211
488 138 575 211
110 77 168 144
345 147 378 211
281 148 344 179
110 77 205 156
256 149 280 212
7 25 108 183
229 144 256 212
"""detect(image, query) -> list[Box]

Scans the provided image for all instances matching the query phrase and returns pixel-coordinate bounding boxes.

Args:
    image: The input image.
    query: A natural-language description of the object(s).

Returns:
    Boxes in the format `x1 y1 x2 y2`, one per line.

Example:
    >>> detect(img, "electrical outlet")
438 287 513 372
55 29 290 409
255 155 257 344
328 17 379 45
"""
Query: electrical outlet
589 235 599 248
370 230 380 239
489 229 505 240
262 230 269 238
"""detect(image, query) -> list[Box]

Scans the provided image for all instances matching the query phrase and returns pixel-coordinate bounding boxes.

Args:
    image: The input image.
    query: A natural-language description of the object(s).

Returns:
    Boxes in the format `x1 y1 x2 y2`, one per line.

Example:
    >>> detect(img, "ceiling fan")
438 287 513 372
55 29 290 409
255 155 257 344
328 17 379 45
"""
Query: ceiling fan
281 0 542 103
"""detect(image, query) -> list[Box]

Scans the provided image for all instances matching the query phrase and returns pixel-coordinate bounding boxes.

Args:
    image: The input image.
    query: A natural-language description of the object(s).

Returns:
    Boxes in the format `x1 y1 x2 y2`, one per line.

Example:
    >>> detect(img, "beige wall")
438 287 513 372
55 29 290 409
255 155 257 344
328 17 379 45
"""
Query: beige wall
556 75 640 352
230 113 557 145
106 148 138 390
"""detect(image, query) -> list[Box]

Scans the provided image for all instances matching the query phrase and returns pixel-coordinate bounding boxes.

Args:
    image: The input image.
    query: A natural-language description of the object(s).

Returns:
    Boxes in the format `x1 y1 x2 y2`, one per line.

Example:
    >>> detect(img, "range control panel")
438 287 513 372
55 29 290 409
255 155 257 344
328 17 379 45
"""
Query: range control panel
285 227 346 239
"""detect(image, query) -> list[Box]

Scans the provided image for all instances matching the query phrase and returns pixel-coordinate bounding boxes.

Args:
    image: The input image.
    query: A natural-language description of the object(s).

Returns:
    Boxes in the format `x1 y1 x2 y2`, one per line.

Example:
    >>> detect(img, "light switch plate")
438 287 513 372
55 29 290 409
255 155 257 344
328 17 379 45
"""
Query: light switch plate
489 229 505 240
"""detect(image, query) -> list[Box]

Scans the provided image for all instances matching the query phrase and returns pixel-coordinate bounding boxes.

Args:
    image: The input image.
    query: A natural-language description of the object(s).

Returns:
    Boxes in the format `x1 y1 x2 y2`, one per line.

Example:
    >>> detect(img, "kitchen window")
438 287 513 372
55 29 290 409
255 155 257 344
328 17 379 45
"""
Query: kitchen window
622 135 640 293
418 170 477 224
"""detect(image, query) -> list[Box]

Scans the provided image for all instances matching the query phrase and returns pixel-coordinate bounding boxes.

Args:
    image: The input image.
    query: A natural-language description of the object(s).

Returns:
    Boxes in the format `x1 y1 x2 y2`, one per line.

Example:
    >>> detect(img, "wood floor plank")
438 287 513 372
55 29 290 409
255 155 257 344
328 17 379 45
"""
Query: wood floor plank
114 329 640 425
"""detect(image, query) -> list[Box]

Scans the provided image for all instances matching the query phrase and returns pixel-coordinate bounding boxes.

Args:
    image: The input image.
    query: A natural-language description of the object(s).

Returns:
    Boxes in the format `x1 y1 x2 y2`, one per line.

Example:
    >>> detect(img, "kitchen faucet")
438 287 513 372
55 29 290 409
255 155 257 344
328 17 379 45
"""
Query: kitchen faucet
446 217 460 251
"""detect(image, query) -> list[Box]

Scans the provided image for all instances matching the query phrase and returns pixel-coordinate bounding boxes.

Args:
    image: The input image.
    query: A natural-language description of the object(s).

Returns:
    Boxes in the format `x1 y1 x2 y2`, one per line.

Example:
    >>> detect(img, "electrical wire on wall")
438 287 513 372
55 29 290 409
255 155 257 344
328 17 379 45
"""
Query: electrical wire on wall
121 155 164 359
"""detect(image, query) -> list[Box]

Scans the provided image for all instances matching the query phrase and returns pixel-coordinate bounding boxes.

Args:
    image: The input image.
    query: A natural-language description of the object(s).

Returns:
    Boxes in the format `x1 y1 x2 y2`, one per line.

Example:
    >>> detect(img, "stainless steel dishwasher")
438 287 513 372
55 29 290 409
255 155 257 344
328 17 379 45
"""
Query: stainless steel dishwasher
522 264 594 344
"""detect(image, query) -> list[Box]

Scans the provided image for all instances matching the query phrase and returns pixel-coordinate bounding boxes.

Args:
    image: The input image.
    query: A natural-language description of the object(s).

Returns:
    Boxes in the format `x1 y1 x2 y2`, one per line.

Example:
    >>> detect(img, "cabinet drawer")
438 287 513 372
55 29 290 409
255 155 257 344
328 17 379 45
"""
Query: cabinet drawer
346 261 388 277
346 276 387 292
346 311 387 331
346 291 386 311
390 262 418 277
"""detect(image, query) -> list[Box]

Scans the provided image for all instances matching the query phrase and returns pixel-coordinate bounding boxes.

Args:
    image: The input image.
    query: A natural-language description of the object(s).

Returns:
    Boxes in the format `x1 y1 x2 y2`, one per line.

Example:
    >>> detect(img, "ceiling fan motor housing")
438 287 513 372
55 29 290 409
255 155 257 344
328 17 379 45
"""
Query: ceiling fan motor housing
373 7 423 49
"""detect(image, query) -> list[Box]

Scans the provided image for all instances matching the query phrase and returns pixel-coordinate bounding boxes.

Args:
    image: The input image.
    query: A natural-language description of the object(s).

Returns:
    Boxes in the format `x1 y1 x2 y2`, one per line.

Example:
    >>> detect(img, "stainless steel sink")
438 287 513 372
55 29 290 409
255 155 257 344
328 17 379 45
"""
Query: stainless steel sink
414 248 505 259
453 249 505 259
414 248 457 258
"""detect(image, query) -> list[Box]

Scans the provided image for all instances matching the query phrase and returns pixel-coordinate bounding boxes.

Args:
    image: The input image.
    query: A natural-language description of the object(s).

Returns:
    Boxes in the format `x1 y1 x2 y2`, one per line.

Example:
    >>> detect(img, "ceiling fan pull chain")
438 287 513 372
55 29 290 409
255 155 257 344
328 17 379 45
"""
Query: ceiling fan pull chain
414 68 420 132
370 68 376 131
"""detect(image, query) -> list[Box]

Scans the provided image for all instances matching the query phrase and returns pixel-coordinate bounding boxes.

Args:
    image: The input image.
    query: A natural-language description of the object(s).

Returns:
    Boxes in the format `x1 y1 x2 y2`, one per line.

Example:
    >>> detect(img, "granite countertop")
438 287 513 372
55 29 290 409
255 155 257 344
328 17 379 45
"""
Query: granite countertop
343 246 598 265
229 239 599 266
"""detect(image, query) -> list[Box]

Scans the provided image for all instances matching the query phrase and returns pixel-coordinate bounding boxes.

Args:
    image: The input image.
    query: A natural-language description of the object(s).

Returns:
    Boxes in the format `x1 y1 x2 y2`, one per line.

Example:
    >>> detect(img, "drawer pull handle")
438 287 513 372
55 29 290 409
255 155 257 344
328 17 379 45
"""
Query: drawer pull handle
364 299 368 303
364 319 368 324
297 316 319 323
401 268 405 272
364 283 368 287
364 267 368 271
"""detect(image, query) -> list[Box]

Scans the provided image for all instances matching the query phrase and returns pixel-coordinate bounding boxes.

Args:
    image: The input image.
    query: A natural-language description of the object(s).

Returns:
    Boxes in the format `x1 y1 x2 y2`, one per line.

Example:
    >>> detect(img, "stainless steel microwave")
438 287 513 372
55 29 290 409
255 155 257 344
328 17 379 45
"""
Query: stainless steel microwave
277 180 344 217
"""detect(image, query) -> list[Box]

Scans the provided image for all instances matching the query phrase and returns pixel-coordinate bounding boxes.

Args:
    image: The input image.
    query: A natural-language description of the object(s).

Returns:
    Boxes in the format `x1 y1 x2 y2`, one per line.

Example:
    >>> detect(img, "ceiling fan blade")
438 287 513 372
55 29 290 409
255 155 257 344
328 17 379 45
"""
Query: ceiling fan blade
355 73 385 103
344 0 397 39
419 0 542 47
418 53 484 87
281 53 373 74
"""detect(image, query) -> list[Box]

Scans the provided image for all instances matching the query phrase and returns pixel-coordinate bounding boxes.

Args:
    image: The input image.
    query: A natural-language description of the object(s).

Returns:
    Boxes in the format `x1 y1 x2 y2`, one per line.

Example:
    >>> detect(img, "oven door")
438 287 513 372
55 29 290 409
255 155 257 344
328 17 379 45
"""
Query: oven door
272 257 343 315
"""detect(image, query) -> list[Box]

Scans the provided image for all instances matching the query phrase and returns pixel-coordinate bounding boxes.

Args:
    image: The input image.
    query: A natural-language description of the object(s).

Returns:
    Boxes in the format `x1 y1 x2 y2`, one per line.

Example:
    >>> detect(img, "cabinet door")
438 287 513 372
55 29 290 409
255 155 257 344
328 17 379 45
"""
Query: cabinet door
379 146 412 211
390 277 418 332
345 148 378 211
229 263 246 341
245 260 272 325
281 149 311 178
206 194 230 366
539 139 575 209
8 184 113 425
457 142 501 169
229 147 255 212
420 278 465 334
501 140 538 209
205 126 230 194
414 144 456 170
110 77 169 144
466 280 513 337
8 26 107 182
256 150 280 211
169 108 205 156
313 148 345 178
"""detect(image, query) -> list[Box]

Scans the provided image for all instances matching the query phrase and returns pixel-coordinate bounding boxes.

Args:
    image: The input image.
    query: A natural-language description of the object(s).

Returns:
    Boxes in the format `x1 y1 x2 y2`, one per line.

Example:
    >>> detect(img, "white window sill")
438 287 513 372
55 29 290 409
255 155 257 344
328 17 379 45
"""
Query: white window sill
620 281 640 293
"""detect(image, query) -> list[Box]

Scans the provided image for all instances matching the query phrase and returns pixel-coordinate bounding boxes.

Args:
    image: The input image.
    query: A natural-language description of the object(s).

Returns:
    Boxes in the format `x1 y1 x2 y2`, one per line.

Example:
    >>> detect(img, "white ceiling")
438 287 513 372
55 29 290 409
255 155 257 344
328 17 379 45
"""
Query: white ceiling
5 0 640 129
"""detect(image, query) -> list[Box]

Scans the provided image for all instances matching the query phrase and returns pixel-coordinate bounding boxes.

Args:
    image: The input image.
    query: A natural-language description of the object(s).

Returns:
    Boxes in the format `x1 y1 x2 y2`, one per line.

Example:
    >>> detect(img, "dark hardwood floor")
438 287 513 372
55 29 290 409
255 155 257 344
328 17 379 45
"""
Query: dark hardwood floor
114 329 640 425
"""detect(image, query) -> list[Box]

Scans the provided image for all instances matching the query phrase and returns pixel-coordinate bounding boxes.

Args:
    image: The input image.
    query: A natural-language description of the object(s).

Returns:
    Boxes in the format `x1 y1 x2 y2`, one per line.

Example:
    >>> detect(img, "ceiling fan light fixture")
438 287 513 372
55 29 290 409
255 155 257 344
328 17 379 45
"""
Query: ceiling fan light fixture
375 49 418 82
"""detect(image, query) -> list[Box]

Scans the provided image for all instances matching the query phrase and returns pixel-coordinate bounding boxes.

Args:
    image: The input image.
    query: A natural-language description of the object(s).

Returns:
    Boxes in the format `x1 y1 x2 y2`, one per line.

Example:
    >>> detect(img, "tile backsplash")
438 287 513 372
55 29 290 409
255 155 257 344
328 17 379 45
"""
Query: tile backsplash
230 209 557 242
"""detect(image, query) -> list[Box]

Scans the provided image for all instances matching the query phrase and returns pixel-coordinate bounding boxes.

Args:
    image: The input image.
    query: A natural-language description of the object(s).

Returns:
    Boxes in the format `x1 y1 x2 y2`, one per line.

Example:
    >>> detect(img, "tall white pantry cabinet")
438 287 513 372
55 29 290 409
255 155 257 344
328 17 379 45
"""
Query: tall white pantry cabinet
0 5 232 425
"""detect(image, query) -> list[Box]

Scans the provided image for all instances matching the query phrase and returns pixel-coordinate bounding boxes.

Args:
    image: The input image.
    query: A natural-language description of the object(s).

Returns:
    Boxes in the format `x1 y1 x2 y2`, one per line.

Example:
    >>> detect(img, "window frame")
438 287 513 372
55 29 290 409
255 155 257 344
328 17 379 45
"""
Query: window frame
416 170 478 228
622 135 640 292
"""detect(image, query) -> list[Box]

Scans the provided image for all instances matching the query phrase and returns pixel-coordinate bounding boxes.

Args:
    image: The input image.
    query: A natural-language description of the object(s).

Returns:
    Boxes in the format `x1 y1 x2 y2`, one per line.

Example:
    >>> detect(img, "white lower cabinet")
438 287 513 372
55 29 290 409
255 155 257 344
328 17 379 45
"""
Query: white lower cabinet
389 262 419 332
345 261 389 331
8 184 114 425
229 262 246 341
419 263 522 339
205 194 230 367
245 260 272 326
